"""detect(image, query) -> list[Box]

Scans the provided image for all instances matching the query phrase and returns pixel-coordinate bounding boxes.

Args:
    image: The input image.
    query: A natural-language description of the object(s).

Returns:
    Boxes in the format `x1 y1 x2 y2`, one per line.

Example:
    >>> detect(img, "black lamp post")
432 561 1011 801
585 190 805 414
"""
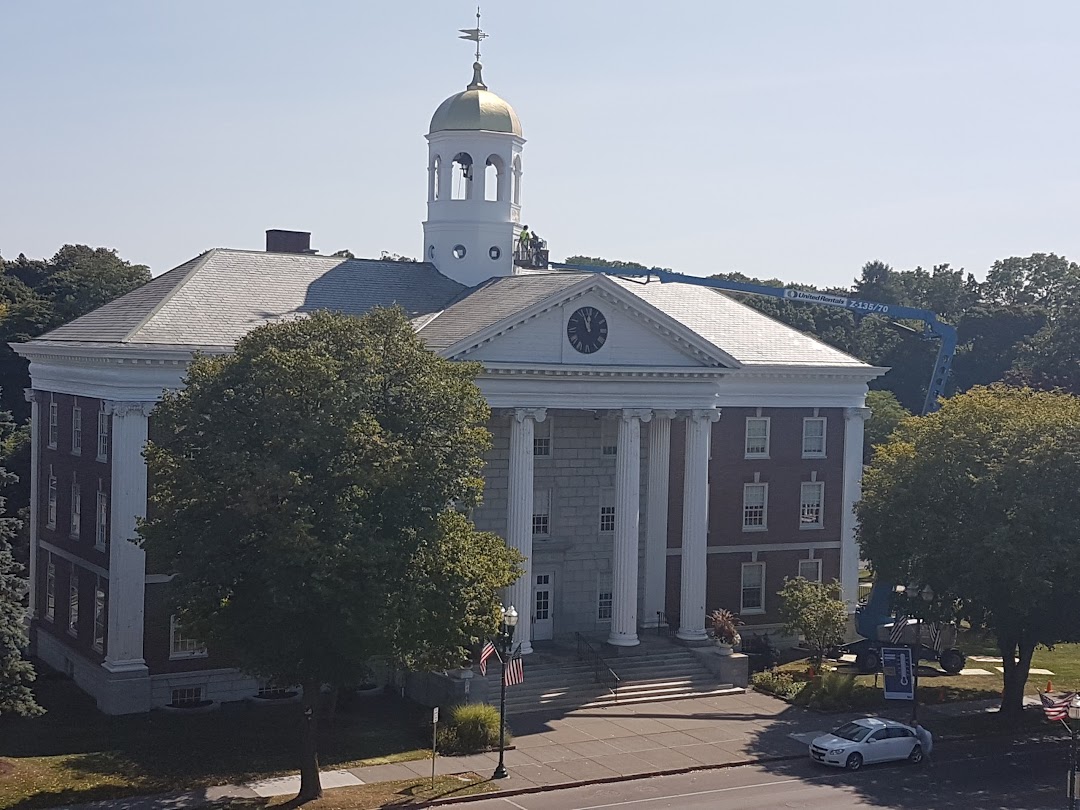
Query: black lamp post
1068 695 1080 810
492 604 518 780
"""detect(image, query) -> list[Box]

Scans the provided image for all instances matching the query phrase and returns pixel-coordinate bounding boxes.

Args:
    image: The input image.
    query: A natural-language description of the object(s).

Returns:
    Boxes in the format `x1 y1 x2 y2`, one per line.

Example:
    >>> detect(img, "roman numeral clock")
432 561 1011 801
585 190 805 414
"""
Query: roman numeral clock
566 306 609 354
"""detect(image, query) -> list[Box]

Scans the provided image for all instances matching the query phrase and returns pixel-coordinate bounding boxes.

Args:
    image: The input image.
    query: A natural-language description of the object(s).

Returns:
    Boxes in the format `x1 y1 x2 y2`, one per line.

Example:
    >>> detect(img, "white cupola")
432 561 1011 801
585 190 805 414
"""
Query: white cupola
423 57 525 288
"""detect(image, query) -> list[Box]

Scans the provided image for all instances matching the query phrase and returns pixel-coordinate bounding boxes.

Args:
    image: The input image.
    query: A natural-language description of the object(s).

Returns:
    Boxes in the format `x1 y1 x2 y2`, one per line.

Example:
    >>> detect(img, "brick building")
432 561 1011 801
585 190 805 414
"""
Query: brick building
14 54 883 713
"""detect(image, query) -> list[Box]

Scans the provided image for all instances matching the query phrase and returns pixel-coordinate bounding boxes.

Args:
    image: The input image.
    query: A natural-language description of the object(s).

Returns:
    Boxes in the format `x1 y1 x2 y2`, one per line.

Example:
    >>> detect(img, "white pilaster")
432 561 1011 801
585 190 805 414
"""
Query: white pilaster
103 400 153 673
609 409 651 647
506 407 545 655
642 410 675 630
24 390 40 620
678 408 720 642
840 407 872 611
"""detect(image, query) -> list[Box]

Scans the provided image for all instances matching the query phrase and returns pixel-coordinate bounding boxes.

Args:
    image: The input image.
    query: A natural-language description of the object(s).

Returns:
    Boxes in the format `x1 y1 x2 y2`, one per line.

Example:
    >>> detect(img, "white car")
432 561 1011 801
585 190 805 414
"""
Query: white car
809 717 923 770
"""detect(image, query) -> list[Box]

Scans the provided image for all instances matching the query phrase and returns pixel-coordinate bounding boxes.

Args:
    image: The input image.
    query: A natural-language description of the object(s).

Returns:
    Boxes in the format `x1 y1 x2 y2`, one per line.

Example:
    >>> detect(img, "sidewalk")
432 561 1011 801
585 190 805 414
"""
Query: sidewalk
58 690 886 809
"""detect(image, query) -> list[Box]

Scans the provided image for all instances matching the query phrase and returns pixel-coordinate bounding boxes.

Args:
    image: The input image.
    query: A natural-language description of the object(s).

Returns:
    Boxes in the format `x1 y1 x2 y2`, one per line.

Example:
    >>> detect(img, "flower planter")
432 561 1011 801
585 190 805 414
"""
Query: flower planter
249 690 301 706
715 642 734 656
161 699 220 715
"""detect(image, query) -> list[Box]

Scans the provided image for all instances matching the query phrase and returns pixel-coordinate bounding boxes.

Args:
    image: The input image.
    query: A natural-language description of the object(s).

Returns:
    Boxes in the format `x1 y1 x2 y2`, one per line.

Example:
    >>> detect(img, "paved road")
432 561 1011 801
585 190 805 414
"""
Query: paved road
442 736 1065 809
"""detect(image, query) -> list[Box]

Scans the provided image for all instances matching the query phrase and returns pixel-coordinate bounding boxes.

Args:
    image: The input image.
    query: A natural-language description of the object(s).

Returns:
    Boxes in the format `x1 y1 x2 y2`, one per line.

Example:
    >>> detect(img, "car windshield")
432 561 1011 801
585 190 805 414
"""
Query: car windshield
832 722 872 742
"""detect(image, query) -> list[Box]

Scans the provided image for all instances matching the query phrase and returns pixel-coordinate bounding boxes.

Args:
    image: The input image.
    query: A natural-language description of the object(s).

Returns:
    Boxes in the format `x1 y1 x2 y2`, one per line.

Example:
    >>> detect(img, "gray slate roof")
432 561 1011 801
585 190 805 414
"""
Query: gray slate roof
41 249 466 347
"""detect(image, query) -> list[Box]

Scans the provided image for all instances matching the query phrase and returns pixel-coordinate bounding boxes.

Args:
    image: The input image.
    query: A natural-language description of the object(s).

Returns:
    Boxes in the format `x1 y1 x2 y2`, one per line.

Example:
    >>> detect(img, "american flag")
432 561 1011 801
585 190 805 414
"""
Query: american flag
504 651 524 687
478 641 497 677
926 623 941 652
1041 691 1077 722
889 617 908 644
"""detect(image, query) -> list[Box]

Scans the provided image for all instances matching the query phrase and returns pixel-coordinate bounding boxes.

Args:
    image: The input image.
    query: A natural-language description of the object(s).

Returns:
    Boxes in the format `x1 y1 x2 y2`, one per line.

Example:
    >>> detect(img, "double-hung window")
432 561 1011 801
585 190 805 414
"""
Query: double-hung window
46 466 57 529
69 472 81 538
742 483 768 530
741 562 766 613
802 417 827 458
800 481 824 529
71 404 82 455
170 615 207 659
48 395 58 449
597 574 613 621
533 417 551 457
95 482 108 550
532 489 550 536
744 417 770 458
601 419 618 456
93 580 106 653
97 403 110 462
67 564 79 636
798 559 822 582
45 556 56 621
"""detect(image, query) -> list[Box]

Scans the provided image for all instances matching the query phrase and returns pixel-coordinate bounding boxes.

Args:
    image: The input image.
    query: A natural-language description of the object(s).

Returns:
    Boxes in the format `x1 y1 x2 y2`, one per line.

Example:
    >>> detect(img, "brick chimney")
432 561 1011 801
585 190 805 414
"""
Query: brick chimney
265 229 315 254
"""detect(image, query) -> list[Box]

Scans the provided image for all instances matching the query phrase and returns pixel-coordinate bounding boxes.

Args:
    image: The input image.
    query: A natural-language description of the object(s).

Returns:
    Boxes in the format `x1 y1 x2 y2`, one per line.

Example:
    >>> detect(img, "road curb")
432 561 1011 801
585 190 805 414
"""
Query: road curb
419 753 807 807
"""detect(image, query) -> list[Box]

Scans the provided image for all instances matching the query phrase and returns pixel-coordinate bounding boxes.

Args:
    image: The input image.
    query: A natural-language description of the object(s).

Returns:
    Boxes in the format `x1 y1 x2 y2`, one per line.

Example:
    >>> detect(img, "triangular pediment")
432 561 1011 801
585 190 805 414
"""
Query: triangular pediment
418 274 740 369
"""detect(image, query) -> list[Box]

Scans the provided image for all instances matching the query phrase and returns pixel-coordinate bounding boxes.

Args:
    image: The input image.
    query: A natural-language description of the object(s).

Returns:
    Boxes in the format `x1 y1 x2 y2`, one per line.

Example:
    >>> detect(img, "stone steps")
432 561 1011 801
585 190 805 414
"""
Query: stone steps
485 641 745 715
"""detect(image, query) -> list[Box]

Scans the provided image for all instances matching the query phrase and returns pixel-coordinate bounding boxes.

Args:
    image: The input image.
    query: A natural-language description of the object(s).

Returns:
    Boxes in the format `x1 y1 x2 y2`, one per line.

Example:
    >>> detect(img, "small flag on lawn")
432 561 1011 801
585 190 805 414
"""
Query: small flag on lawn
504 651 524 687
478 641 497 677
1041 691 1076 722
889 617 908 644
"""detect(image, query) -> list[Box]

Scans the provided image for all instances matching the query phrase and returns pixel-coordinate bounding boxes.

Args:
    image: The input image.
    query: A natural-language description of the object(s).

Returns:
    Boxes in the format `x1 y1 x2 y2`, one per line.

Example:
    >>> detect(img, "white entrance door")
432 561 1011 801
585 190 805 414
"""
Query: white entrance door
532 571 554 641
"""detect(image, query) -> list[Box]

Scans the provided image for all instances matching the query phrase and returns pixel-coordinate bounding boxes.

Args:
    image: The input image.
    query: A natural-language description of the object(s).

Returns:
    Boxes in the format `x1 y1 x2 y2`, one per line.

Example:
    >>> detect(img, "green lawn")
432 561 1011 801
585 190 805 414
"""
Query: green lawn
0 671 431 810
760 629 1080 715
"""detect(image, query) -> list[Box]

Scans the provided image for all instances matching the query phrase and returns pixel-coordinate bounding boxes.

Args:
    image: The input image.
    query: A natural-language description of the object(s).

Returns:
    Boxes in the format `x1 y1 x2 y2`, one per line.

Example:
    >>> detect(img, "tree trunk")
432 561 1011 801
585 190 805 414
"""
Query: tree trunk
297 680 323 802
998 632 1035 719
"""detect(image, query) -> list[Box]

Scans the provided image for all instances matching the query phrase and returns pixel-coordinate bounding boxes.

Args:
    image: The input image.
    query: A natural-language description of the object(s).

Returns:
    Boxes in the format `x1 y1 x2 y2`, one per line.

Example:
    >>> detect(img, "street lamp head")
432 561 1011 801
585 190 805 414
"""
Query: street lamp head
503 605 519 627
920 585 935 603
894 584 907 594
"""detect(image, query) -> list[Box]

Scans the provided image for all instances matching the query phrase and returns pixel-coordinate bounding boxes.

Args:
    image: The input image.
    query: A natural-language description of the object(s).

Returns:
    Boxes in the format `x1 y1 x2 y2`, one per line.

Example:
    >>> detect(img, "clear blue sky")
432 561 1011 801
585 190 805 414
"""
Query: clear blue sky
2 1 1077 288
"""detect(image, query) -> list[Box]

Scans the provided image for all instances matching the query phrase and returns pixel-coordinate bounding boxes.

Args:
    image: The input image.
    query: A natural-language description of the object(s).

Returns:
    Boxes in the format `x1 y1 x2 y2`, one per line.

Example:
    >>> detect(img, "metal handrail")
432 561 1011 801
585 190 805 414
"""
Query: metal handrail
573 632 621 702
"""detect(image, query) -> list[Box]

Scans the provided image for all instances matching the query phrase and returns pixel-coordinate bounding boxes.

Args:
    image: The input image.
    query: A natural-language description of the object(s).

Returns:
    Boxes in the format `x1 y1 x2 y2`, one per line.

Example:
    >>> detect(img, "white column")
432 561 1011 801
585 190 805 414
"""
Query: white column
103 400 153 673
642 410 675 629
506 407 545 655
24 390 40 620
840 407 872 611
609 409 651 647
678 408 720 643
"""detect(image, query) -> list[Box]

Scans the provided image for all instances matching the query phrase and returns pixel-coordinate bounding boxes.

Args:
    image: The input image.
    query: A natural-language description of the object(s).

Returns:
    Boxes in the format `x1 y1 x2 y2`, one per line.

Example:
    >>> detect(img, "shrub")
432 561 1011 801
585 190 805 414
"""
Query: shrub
436 703 508 754
750 670 805 700
795 671 860 711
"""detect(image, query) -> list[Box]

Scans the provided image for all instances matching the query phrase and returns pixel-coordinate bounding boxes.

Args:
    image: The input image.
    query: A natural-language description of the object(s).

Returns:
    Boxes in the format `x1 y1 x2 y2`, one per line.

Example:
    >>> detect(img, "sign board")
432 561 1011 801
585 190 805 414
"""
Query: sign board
881 646 914 701
432 706 439 724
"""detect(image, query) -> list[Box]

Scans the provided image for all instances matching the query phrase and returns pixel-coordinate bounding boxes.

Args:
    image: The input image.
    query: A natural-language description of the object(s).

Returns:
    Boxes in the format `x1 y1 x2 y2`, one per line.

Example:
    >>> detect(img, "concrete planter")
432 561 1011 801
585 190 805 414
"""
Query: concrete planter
161 700 221 715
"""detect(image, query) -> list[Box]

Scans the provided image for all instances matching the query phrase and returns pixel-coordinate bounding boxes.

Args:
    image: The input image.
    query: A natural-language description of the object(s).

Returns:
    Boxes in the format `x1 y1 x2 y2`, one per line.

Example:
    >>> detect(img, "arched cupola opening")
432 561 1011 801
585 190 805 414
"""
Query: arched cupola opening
511 155 522 206
429 155 443 202
484 154 508 202
451 152 474 200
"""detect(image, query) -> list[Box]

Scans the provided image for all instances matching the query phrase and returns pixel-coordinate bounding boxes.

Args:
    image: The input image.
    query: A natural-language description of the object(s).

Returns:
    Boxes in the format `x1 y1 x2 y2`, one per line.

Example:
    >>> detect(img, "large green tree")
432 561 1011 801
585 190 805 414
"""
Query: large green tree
857 385 1080 717
139 308 520 800
777 577 848 665
863 390 909 464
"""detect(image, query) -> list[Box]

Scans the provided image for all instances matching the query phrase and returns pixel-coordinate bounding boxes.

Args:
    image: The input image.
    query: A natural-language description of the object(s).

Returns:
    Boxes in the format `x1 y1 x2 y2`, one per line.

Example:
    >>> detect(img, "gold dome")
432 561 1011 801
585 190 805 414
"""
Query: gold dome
429 62 522 137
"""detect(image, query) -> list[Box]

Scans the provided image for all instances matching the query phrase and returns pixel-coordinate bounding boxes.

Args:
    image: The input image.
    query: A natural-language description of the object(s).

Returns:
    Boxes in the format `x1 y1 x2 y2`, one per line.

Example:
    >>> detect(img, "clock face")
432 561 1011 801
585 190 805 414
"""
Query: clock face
566 306 609 354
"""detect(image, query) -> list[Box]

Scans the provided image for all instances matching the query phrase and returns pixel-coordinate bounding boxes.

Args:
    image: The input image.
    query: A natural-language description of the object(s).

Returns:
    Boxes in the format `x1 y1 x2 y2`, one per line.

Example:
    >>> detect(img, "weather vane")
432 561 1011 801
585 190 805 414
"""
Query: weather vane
458 7 488 63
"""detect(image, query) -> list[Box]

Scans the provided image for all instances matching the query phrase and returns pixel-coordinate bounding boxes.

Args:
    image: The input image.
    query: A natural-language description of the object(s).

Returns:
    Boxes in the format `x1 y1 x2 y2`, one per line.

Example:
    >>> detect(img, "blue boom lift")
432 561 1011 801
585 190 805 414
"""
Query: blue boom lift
549 260 966 675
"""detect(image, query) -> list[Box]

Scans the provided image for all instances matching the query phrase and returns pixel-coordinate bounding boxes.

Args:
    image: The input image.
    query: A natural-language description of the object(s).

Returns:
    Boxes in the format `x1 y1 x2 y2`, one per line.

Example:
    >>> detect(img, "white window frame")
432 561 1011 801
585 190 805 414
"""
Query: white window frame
599 505 615 533
93 580 106 653
799 558 823 582
69 472 81 538
171 686 205 707
170 615 207 659
533 416 552 457
67 564 79 637
799 481 825 529
742 483 768 531
802 417 827 458
597 574 613 621
71 403 82 455
744 417 770 458
46 466 57 529
741 562 766 614
95 483 108 551
601 419 618 456
97 403 109 462
45 555 56 621
532 489 550 536
48 395 58 449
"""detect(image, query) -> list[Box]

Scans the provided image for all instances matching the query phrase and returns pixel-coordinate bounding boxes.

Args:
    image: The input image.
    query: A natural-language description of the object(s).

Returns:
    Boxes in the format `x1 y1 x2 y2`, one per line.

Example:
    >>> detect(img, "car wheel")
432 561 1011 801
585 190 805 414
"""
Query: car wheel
846 752 863 771
940 649 966 674
855 650 881 674
908 744 923 764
